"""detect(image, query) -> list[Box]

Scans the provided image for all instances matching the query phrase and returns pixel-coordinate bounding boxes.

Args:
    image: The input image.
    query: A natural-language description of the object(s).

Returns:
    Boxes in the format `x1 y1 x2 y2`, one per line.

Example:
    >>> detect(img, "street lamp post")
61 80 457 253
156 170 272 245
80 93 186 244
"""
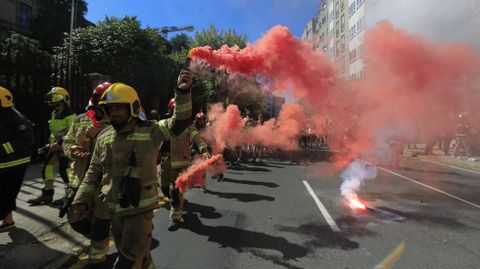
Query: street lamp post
67 0 75 90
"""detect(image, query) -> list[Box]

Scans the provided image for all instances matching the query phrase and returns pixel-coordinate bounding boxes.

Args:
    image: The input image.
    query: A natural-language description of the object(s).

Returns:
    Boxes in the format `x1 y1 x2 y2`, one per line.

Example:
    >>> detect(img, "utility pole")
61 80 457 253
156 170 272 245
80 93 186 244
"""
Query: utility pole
68 0 75 90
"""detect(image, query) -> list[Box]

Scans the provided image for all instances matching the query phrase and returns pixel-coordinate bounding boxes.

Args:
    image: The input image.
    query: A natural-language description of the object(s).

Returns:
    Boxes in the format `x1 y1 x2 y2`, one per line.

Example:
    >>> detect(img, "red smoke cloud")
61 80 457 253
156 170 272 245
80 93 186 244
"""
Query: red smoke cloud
175 154 226 193
190 21 480 166
201 103 308 153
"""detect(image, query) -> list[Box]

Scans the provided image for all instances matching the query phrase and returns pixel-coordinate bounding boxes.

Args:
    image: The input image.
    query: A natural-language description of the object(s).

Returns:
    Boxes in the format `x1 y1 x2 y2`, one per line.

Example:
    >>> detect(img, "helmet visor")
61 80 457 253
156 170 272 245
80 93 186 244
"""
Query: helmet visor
46 93 65 104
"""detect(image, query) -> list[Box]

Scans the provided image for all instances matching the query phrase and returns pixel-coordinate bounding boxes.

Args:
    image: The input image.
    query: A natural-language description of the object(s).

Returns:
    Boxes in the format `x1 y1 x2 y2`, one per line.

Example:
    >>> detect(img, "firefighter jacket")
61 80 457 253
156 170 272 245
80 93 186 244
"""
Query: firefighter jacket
62 113 108 189
74 90 192 217
0 108 35 172
160 125 208 170
49 107 76 145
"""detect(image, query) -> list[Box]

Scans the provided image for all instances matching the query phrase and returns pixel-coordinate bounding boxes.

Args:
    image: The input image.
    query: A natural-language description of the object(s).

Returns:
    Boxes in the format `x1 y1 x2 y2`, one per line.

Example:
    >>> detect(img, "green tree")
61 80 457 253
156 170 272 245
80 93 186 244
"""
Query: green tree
31 0 91 51
55 16 177 111
192 24 247 49
169 33 192 52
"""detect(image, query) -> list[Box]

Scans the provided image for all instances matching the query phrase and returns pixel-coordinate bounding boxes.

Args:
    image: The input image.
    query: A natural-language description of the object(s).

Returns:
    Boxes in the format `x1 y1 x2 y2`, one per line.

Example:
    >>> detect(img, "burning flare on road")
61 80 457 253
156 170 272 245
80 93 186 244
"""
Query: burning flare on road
345 193 367 210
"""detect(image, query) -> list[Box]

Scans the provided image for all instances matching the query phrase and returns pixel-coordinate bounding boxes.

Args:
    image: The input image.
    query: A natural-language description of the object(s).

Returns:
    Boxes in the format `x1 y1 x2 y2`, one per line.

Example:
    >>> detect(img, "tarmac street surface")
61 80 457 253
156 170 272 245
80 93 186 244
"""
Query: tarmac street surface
1 150 480 269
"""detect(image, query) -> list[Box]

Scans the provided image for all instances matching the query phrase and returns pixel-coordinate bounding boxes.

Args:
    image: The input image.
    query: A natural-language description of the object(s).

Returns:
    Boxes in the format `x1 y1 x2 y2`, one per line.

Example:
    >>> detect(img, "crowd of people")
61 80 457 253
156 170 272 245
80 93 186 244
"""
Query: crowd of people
1 62 478 268
1 65 196 268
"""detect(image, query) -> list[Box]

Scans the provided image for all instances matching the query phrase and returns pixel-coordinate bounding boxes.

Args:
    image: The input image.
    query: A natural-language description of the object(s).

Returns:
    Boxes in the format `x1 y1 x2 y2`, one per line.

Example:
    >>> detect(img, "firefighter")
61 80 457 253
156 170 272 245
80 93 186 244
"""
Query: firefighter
159 103 208 231
61 82 112 266
71 67 193 268
191 112 211 190
0 86 35 230
28 87 76 205
452 112 473 159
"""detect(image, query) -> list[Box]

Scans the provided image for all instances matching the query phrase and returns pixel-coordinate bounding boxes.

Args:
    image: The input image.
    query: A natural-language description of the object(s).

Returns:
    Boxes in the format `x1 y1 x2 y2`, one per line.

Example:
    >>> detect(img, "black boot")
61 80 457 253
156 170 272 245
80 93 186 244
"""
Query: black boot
27 189 54 205
52 195 66 206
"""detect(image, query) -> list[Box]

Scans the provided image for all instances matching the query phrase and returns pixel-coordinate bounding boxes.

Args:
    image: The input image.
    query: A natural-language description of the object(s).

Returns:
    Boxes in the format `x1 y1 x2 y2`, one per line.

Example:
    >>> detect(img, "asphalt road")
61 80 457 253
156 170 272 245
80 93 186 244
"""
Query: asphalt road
92 151 480 269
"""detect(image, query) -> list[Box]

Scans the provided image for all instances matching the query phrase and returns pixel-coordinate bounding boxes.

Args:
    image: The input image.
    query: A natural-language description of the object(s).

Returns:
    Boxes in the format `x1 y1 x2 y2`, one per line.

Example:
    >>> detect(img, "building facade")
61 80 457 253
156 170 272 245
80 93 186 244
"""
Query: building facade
264 92 285 118
0 0 36 39
302 0 350 79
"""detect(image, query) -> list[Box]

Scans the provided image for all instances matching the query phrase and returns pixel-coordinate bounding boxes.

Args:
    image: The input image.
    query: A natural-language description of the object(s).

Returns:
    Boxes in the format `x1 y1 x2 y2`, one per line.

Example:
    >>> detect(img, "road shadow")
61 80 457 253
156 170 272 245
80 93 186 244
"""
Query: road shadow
278 222 360 250
376 206 472 230
0 227 72 268
266 149 333 164
249 161 285 169
221 177 279 188
184 202 222 219
102 238 159 268
182 213 308 264
228 164 272 172
335 215 378 237
204 189 275 203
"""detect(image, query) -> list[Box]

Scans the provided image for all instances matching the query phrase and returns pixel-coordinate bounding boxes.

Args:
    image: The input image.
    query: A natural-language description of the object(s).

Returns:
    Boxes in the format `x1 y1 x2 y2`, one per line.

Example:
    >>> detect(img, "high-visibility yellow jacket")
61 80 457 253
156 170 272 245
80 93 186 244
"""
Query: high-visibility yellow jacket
0 108 35 171
74 91 192 217
48 108 76 145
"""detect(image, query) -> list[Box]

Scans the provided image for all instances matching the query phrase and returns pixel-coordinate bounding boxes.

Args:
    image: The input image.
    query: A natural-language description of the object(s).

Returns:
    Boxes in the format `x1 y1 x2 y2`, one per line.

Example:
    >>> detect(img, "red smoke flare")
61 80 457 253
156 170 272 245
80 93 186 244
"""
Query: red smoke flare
86 110 99 128
190 21 480 167
175 154 226 193
345 193 367 210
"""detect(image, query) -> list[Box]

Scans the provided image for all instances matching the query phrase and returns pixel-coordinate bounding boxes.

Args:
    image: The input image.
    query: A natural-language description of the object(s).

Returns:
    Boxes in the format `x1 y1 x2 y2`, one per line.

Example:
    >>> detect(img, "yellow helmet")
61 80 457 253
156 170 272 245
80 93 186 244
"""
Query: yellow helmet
46 87 70 106
0 86 14 108
98 83 142 118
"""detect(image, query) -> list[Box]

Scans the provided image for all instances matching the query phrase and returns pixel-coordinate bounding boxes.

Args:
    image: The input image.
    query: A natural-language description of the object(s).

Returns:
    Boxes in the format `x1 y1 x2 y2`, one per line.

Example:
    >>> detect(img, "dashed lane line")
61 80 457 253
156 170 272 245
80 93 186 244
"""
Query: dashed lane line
379 167 480 210
303 180 341 232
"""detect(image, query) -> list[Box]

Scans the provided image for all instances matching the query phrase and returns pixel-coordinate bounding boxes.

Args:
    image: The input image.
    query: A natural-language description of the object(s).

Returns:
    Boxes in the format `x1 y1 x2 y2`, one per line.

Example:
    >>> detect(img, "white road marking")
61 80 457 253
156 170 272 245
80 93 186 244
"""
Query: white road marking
379 167 480 210
303 180 341 232
421 159 480 176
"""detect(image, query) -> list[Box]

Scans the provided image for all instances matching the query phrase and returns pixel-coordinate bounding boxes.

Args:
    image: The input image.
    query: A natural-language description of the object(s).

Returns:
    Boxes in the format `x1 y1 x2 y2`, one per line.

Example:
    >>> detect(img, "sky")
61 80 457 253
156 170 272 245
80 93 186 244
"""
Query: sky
84 0 320 43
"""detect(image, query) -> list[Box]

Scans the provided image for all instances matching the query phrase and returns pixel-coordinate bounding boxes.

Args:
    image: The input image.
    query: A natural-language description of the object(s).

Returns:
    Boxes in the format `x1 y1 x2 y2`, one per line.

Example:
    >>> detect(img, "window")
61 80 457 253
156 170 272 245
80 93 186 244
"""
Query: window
17 2 32 30
349 2 356 17
322 17 327 24
341 35 345 52
335 2 339 18
349 26 356 40
341 15 345 31
336 40 340 56
350 49 357 63
336 21 339 37
357 0 364 8
357 17 364 33
341 1 345 11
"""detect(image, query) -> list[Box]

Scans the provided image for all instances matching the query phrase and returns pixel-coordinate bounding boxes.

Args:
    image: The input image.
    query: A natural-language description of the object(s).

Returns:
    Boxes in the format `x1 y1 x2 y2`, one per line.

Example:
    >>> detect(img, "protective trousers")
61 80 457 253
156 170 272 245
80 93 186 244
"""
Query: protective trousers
111 211 155 269
42 152 69 190
0 166 27 220
159 156 183 222
88 192 112 264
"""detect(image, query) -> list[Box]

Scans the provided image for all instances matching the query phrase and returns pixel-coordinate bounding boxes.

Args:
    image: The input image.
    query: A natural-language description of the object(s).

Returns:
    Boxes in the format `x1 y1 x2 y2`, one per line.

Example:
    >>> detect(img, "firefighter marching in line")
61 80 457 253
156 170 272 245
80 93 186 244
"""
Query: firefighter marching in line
71 66 193 268
61 82 112 267
0 87 35 230
28 87 76 205
191 112 210 188
159 101 208 231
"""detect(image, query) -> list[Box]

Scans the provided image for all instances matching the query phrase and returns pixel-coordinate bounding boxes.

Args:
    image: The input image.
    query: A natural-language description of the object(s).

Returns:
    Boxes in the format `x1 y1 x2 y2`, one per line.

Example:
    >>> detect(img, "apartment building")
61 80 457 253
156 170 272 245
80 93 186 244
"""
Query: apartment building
0 0 36 39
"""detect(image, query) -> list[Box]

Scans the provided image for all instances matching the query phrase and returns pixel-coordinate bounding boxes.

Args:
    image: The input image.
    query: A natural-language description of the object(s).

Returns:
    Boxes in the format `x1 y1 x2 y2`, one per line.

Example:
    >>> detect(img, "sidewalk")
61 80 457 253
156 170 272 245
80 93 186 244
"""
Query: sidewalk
0 164 89 269
406 148 480 173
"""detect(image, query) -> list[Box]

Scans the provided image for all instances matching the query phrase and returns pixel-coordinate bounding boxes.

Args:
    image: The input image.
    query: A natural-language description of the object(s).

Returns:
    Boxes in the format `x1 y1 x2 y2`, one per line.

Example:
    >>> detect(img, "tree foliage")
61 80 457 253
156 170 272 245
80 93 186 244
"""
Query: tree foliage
31 0 90 51
55 16 177 111
169 33 192 52
192 24 248 49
